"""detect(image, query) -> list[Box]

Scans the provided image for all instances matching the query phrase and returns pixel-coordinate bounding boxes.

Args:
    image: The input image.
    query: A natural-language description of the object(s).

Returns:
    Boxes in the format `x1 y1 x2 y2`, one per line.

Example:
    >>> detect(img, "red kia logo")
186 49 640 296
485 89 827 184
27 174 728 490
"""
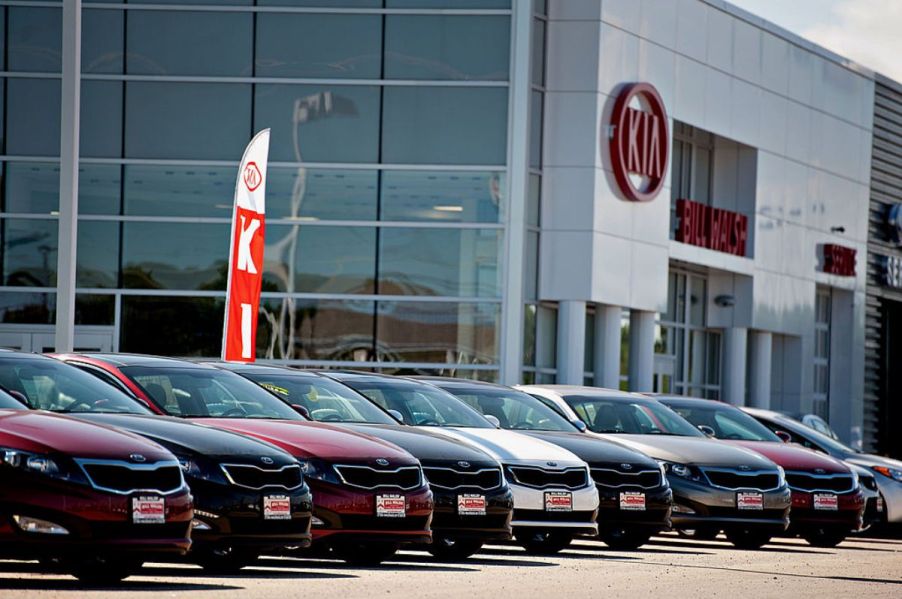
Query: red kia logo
607 82 669 202
243 161 262 192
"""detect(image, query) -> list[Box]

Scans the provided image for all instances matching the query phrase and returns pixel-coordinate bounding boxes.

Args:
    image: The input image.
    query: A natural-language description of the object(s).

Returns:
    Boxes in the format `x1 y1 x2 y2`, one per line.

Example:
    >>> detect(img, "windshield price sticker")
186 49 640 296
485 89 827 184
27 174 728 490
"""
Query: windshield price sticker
544 491 573 512
132 496 165 524
458 494 487 516
264 495 292 520
619 491 646 511
736 492 764 510
813 493 839 511
376 494 407 518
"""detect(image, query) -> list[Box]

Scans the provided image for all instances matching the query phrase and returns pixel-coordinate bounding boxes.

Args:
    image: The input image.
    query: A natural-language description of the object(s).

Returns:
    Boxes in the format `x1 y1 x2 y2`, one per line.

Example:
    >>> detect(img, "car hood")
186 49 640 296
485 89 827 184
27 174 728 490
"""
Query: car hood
0 410 172 462
340 423 498 467
427 427 586 466
603 434 777 469
72 413 296 466
726 440 849 473
519 430 659 468
198 418 417 464
845 453 902 471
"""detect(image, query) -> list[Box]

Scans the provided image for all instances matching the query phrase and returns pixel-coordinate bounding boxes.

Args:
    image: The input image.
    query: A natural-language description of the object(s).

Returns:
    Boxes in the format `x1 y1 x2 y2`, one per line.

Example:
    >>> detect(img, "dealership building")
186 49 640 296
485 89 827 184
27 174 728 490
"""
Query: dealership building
0 1 899 453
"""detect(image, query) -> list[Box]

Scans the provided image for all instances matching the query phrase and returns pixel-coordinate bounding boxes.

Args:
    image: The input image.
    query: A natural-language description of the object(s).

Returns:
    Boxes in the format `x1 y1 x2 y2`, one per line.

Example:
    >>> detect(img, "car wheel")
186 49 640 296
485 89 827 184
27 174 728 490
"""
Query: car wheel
676 527 720 540
725 528 772 550
68 557 140 584
802 528 847 548
598 528 653 550
428 535 484 560
332 542 399 566
195 547 259 573
515 530 573 555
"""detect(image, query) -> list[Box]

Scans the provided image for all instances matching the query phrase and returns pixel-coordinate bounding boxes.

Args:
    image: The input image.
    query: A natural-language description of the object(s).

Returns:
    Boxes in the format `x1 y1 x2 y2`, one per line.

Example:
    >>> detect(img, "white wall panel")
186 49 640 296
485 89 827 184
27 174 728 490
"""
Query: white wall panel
675 0 708 62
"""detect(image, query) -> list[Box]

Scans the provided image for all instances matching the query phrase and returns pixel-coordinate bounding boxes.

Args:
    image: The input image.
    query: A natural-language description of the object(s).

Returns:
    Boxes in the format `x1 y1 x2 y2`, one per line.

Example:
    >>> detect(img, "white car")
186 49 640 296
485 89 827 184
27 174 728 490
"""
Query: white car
322 372 600 554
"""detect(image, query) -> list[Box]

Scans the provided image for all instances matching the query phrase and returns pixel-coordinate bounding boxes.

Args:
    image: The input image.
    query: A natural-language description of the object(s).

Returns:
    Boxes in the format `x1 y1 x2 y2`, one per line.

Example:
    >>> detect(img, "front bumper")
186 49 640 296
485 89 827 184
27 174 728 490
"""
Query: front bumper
509 483 599 536
668 477 791 533
787 489 864 533
430 486 513 542
873 475 902 523
596 485 673 533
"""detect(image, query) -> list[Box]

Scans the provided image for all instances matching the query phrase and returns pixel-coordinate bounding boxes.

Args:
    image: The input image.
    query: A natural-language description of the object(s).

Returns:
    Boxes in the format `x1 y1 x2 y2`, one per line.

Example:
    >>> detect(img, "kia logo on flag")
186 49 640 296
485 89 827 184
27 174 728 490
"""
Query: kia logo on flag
607 82 669 202
244 161 262 192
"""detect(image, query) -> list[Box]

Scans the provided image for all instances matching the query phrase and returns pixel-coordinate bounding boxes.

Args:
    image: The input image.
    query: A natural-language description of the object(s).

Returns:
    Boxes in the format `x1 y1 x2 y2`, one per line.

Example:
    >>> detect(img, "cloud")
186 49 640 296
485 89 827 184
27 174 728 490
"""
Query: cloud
802 0 902 81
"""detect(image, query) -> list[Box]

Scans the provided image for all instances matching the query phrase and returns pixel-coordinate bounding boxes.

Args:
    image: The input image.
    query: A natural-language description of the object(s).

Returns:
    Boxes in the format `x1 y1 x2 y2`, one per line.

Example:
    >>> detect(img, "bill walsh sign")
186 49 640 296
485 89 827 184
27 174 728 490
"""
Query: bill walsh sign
222 129 270 362
608 82 669 202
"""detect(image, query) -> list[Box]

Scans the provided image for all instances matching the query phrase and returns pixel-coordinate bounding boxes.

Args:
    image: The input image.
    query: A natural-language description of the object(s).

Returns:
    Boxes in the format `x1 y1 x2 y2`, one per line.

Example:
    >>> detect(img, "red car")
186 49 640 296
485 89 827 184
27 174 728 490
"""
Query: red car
658 396 864 547
0 391 193 583
55 354 433 565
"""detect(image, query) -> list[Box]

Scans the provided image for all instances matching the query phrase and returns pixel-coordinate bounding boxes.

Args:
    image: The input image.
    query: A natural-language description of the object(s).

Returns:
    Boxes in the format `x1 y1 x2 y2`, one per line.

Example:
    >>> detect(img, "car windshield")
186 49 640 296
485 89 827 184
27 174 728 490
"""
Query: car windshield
120 366 302 420
0 388 26 410
757 413 858 456
0 357 151 414
563 394 705 437
339 379 494 429
438 385 578 432
239 371 397 424
662 401 780 442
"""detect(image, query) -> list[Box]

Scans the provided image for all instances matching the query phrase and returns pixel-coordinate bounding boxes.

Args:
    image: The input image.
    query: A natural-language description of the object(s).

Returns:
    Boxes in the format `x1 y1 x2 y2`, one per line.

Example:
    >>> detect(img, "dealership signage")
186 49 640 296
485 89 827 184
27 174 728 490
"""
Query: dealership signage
675 198 748 257
608 82 669 202
222 129 270 362
822 244 856 277
888 204 902 246
884 255 902 288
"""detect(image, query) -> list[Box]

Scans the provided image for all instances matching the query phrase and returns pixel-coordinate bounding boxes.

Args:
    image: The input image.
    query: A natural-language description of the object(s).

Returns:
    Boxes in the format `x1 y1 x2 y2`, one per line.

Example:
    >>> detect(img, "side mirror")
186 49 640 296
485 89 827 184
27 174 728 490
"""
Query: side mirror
697 425 716 437
6 390 30 407
774 430 792 443
484 414 501 428
387 409 405 423
570 419 588 433
291 404 311 419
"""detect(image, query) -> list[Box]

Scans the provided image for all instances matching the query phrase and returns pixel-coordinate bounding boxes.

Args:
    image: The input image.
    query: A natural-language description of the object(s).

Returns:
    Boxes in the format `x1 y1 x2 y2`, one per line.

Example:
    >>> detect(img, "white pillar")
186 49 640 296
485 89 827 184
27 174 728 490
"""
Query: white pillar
55 0 82 352
723 327 748 406
628 310 655 392
748 330 773 409
594 304 622 388
556 300 586 384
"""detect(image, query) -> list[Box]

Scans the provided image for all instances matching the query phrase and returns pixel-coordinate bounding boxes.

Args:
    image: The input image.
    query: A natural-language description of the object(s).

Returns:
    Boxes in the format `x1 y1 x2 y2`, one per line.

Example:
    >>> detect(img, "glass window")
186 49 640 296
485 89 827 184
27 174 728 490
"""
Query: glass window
380 171 503 223
258 0 380 5
256 13 381 79
125 82 252 160
257 298 375 361
379 228 501 297
444 386 576 432
525 231 538 300
0 292 55 324
375 301 500 364
4 163 60 214
121 296 225 356
6 79 61 156
81 81 122 158
527 174 540 227
563 395 704 437
83 8 124 74
127 10 252 76
75 294 115 326
76 220 119 288
382 87 508 165
122 222 228 290
79 165 121 215
267 168 378 221
123 165 235 217
2 219 57 286
530 91 543 169
523 303 537 367
8 7 61 72
531 18 545 86
255 85 380 163
384 16 509 81
262 225 376 294
386 0 511 7
129 0 252 4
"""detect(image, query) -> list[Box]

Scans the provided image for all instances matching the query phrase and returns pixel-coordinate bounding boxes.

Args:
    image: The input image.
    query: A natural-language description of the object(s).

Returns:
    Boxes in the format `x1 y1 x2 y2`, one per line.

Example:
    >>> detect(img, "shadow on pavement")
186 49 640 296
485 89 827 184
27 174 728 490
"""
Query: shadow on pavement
259 556 477 574
396 552 556 568
476 546 643 561
141 562 356 580
645 538 832 555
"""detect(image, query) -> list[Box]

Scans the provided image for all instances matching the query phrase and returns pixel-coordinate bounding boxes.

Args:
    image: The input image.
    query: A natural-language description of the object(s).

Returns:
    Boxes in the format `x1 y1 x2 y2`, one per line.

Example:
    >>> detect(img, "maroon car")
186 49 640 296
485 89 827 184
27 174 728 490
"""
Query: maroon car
55 354 433 565
0 391 193 583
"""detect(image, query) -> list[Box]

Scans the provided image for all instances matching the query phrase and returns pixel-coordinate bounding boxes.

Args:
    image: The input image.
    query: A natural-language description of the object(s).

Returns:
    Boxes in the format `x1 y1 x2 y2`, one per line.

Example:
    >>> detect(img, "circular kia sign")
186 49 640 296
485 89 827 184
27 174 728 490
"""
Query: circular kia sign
607 82 669 202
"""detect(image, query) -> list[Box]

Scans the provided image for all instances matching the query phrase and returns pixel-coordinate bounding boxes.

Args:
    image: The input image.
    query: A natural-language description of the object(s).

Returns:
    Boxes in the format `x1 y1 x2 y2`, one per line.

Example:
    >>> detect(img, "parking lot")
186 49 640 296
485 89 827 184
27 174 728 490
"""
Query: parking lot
1 533 899 599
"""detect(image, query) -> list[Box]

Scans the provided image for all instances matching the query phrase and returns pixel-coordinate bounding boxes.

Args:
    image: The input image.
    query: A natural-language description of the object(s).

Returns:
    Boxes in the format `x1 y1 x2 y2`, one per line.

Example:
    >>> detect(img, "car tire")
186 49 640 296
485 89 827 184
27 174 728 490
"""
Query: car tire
676 527 720 540
515 530 573 555
428 535 484 560
802 529 847 548
68 557 140 584
332 542 399 566
195 547 259 573
724 528 772 550
598 528 653 550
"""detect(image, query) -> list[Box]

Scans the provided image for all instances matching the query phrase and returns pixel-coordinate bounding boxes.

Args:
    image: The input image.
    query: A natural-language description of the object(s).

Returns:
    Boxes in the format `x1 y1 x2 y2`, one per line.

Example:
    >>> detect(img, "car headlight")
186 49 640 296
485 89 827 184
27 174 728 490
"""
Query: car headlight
297 459 341 484
175 455 226 484
777 466 786 487
0 447 86 484
656 460 703 483
872 466 902 482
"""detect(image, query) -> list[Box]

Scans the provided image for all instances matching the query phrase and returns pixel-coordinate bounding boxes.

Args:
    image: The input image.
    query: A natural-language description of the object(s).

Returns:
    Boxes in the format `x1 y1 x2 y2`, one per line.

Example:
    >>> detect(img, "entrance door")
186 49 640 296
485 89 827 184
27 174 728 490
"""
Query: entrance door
653 353 675 393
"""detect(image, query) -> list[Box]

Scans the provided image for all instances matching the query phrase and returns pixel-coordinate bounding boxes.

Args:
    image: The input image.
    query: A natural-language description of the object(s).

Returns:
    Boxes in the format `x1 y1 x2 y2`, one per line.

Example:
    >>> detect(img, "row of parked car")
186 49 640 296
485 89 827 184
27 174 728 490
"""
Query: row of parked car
1 350 900 584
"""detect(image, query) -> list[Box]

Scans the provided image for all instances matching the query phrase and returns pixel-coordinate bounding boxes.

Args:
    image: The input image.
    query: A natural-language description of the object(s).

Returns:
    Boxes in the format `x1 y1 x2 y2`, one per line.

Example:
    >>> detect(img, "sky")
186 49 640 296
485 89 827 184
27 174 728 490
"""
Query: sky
727 0 902 81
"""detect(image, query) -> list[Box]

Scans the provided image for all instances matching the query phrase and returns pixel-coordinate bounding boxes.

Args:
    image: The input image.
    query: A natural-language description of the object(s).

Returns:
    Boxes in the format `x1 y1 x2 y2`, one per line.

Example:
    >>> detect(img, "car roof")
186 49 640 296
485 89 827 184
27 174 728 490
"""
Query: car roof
412 376 512 391
205 361 328 379
654 396 731 408
66 353 221 369
521 385 643 400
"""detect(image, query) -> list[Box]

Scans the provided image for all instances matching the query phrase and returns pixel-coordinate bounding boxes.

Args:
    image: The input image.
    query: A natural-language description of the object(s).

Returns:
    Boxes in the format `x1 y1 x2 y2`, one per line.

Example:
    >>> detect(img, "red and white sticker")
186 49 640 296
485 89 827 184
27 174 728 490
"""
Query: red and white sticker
813 493 838 511
619 491 646 511
737 492 764 510
544 491 573 512
376 494 407 518
458 494 487 516
132 496 165 524
264 495 292 520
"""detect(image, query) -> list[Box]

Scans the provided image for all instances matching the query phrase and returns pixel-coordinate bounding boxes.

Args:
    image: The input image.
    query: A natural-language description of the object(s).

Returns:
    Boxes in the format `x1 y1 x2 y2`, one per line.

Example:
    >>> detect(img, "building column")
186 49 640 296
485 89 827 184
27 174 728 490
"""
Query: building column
594 304 621 388
556 300 586 384
722 327 748 406
628 310 655 392
748 330 773 409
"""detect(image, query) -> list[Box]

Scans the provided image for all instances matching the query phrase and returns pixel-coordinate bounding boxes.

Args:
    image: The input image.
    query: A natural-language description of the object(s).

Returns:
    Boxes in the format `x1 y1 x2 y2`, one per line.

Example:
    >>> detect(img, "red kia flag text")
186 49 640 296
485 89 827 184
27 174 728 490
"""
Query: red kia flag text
222 129 270 362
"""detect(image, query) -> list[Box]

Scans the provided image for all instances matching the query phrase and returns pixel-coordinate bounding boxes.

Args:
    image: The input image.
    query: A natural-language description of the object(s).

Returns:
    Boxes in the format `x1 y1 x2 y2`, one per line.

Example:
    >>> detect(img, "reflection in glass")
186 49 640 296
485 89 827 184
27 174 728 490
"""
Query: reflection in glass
124 166 234 217
79 165 121 215
525 231 538 300
380 171 503 223
523 304 537 367
531 18 545 86
527 174 540 227
530 91 543 169
257 298 375 361
379 228 501 297
259 0 380 5
2 219 57 286
83 9 123 74
122 222 228 290
375 301 499 364
267 168 377 220
384 16 509 81
5 163 60 214
8 7 61 72
386 0 510 7
7 79 61 156
76 294 115 326
77 221 119 289
81 81 122 158
0 292 55 324
121 296 224 357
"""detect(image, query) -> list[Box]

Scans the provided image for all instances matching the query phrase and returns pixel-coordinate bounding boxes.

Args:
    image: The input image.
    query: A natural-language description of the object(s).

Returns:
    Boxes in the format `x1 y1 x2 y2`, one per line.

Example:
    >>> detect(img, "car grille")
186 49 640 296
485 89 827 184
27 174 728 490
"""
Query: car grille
423 466 503 491
702 468 781 491
591 467 662 489
77 460 184 495
785 472 855 493
506 466 588 490
333 464 423 491
220 464 303 490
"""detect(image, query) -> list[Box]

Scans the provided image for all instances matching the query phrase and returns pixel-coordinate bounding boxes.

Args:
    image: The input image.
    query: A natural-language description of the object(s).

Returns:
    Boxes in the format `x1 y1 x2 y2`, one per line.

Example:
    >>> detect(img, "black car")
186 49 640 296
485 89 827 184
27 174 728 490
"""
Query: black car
209 362 514 560
419 377 672 549
0 352 313 572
